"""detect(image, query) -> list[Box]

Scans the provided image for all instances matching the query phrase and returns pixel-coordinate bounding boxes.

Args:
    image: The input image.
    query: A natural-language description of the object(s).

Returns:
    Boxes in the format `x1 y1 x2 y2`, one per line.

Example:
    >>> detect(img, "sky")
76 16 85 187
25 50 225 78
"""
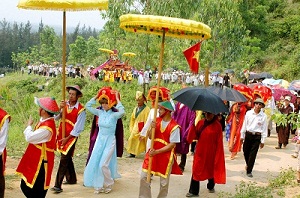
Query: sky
0 0 107 30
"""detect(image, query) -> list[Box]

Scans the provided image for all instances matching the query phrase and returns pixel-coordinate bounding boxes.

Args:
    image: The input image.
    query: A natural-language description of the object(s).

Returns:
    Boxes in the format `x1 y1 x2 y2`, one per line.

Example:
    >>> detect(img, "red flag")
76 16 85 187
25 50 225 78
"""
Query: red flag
183 42 202 74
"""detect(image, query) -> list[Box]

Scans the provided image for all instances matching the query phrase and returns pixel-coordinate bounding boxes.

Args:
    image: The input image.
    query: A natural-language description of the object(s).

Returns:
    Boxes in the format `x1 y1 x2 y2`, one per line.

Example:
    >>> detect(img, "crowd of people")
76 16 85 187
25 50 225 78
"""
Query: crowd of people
2 70 300 197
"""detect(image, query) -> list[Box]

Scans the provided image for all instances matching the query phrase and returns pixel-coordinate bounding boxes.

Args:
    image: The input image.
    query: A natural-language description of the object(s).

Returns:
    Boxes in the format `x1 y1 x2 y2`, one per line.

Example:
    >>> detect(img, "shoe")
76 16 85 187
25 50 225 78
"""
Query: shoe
126 154 136 158
292 154 298 158
247 173 253 178
51 187 63 193
275 146 281 149
94 187 105 194
63 181 77 185
208 188 215 193
283 144 287 148
186 192 199 197
105 186 112 194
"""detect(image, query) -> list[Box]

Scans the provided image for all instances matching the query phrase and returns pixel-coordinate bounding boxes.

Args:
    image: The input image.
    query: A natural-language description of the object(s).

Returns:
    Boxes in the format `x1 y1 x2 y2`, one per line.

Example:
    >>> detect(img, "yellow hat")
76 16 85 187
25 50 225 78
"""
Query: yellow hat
136 91 147 101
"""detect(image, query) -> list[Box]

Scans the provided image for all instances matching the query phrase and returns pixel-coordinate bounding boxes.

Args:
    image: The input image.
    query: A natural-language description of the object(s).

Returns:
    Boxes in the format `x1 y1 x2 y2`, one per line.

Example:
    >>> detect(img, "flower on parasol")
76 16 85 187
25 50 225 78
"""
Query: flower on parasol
233 83 253 100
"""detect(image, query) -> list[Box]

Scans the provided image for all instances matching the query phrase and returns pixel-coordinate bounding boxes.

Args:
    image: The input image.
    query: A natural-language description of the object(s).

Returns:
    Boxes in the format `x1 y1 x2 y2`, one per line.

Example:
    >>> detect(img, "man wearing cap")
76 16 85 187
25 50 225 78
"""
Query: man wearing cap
139 100 182 198
126 91 150 158
275 96 293 149
51 85 86 193
16 97 60 198
240 98 268 178
0 106 10 198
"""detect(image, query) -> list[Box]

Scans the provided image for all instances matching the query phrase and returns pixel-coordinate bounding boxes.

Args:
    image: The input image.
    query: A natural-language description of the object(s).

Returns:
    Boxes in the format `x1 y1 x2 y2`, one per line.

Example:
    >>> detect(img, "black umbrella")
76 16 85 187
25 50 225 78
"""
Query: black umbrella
207 86 247 102
172 87 229 114
224 69 234 74
258 72 273 79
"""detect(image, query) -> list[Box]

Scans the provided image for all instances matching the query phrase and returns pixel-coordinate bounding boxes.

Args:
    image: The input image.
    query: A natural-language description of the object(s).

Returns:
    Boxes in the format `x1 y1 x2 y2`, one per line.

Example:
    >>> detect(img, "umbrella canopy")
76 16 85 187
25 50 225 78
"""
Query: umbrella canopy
233 83 253 100
224 69 234 74
272 88 296 103
258 72 273 79
248 83 272 102
207 86 247 102
122 52 136 57
288 80 300 91
211 71 220 76
248 72 260 80
172 87 229 114
99 48 114 54
18 0 108 10
119 14 211 40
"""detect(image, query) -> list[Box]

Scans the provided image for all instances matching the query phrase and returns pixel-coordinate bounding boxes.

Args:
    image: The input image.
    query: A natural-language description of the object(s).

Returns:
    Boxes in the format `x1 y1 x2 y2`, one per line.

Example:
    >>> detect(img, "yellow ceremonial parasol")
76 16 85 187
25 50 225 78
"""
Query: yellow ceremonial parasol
17 0 108 138
99 48 114 54
119 14 211 182
122 52 136 57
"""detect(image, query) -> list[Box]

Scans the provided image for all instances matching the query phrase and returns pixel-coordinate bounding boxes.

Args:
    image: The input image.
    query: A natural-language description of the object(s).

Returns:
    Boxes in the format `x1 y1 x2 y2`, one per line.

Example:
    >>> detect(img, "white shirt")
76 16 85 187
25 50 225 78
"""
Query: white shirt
240 109 268 143
23 117 53 144
161 120 180 143
0 119 9 154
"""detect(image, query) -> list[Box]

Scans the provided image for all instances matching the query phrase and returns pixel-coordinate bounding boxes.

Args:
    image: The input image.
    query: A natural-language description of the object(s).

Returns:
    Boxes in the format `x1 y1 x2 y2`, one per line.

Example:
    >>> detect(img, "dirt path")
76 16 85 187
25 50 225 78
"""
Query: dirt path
5 131 299 198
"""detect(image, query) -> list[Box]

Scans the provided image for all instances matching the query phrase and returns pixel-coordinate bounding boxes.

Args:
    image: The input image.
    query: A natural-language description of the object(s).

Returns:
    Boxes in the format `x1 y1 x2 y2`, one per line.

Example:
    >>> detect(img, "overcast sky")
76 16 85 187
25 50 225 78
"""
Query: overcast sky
0 0 107 29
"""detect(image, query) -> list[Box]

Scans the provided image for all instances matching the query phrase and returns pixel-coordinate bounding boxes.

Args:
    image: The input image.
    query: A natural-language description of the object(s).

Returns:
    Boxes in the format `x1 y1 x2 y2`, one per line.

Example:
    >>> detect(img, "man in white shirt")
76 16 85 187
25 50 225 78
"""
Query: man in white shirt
240 98 268 178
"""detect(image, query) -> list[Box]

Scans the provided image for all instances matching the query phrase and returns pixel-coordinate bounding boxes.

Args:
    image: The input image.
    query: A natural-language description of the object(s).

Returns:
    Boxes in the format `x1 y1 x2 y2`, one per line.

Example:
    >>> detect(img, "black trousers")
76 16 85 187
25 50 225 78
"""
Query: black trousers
243 132 261 174
188 176 215 195
21 162 47 198
54 143 77 188
0 155 4 198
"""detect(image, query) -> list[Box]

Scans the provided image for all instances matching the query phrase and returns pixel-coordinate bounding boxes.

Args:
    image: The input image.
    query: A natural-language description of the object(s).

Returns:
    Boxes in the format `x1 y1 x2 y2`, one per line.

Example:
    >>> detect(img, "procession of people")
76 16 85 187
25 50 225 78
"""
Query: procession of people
1 67 300 198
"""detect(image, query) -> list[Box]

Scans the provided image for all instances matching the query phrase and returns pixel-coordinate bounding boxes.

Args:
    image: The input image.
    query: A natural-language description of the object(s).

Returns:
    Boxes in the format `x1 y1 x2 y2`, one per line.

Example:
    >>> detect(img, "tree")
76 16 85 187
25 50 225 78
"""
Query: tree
68 36 87 64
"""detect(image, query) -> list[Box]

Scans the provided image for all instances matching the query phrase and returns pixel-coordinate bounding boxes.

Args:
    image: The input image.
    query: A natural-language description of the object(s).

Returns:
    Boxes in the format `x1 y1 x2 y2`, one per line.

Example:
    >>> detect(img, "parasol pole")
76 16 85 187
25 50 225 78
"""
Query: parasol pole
62 10 66 138
147 29 166 182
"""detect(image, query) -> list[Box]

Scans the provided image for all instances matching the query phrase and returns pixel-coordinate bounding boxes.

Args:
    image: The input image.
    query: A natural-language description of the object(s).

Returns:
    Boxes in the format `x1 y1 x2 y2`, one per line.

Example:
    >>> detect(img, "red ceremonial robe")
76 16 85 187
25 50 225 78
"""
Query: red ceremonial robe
16 118 57 189
57 103 85 155
0 108 10 174
187 117 226 184
142 117 182 178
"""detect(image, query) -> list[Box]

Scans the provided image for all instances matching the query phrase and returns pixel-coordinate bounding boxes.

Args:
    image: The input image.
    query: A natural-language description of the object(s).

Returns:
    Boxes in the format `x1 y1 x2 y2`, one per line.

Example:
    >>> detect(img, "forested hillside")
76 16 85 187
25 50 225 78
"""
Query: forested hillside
0 0 299 80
